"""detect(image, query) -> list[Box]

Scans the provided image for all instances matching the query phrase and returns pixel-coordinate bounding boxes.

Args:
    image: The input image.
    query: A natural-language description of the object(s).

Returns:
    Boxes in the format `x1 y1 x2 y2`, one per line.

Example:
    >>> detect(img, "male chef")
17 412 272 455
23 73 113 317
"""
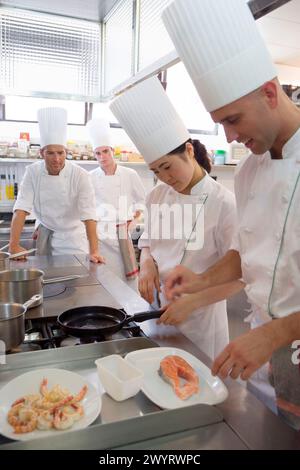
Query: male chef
86 118 145 284
162 0 300 429
10 107 105 263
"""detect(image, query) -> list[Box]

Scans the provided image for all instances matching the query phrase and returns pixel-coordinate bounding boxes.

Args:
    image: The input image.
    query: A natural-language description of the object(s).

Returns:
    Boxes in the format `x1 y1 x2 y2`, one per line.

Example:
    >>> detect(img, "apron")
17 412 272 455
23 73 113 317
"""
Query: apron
95 173 138 289
244 306 277 414
38 173 88 255
267 161 300 429
150 189 229 360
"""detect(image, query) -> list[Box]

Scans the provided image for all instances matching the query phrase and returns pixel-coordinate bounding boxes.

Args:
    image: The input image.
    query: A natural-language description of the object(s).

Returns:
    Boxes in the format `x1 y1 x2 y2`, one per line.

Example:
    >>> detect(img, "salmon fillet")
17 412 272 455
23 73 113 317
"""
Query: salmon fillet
159 355 199 400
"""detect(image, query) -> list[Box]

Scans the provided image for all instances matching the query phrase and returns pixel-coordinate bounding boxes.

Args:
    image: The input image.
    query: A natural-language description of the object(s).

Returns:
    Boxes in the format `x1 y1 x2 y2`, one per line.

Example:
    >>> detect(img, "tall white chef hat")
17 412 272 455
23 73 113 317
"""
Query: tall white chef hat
110 76 190 165
37 107 68 149
86 118 113 150
162 0 277 112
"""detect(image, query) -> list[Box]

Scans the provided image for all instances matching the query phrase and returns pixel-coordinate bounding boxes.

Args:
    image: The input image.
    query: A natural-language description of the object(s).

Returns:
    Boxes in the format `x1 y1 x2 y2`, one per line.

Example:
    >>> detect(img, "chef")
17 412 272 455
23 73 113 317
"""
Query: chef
162 0 300 428
10 107 104 263
86 118 145 285
110 76 237 360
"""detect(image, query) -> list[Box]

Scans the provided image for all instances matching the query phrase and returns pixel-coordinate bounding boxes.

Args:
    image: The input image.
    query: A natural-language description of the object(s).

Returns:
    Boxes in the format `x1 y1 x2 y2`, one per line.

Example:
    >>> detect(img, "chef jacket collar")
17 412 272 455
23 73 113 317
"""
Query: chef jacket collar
281 127 300 161
190 171 208 195
97 164 119 177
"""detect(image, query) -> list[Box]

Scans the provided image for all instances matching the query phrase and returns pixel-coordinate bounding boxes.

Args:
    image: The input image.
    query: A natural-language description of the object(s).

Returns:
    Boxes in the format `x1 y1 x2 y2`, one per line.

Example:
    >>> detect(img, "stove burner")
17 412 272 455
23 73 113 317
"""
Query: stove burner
24 331 43 342
16 315 146 354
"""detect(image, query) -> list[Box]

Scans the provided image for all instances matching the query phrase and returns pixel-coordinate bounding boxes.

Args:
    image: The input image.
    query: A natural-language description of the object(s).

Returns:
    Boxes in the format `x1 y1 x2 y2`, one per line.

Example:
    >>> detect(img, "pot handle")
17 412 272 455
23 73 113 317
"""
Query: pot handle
128 310 162 323
43 274 87 285
9 248 37 259
23 294 43 309
0 243 9 252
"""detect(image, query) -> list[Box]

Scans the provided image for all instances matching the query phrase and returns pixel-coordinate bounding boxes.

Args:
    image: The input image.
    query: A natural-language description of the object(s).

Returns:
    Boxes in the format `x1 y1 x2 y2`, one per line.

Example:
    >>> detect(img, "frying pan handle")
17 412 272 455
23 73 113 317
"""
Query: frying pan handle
130 310 162 323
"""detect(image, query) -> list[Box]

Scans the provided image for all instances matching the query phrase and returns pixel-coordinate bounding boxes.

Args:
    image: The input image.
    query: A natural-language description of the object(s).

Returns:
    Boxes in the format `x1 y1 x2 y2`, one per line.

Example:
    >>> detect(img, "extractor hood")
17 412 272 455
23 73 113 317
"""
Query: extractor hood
248 0 292 19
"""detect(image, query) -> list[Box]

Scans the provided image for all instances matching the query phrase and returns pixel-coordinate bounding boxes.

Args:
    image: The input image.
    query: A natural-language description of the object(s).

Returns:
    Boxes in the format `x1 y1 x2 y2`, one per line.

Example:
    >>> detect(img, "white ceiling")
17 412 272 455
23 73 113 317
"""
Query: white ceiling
258 0 300 67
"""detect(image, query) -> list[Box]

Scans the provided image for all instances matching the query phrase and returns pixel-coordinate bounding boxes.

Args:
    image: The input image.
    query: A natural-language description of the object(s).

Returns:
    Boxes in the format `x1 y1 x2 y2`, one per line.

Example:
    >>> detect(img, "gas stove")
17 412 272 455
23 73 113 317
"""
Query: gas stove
8 313 146 354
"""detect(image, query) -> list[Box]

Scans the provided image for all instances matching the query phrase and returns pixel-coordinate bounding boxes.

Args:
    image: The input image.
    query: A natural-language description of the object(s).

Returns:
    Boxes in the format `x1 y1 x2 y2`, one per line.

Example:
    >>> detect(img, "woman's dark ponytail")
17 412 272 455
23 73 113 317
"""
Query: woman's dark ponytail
191 139 211 174
167 138 212 174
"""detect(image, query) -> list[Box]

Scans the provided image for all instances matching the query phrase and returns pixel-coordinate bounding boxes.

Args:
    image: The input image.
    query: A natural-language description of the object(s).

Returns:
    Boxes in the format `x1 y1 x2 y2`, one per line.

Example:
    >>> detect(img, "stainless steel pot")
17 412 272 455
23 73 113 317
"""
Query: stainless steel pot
0 294 42 351
0 269 86 308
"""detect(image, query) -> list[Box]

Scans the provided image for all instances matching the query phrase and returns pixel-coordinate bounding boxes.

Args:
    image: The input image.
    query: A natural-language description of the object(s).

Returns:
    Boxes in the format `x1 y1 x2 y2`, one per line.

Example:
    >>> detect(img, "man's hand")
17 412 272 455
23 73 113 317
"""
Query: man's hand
157 295 197 325
9 244 28 260
139 258 160 304
89 252 106 264
164 266 200 300
212 323 277 381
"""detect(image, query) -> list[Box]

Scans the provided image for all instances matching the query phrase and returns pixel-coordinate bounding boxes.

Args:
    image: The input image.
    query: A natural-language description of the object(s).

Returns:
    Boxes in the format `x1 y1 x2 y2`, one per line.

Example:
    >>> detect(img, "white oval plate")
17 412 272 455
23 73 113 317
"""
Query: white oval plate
125 347 228 410
0 368 101 441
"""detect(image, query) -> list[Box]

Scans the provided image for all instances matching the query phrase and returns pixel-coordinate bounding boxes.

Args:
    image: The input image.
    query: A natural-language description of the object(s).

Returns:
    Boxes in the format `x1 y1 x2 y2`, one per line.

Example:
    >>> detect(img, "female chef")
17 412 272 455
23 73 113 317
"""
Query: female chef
110 77 237 359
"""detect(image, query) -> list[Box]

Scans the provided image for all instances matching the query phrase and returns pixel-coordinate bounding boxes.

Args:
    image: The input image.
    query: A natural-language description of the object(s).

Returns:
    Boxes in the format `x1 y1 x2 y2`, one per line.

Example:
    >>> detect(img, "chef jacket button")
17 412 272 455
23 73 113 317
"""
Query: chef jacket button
249 192 255 200
282 195 289 204
275 232 282 241
244 227 252 234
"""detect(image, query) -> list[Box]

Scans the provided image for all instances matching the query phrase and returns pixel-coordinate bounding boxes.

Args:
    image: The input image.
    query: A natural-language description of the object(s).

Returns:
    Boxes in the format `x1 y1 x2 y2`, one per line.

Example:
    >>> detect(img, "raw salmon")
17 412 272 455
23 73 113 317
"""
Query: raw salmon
158 355 199 400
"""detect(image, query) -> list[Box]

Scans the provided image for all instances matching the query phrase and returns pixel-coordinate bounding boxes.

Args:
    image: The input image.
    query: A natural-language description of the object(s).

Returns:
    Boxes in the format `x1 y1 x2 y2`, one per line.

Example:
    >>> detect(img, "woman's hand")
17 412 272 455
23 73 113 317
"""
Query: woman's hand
157 295 197 325
138 257 160 304
164 266 201 300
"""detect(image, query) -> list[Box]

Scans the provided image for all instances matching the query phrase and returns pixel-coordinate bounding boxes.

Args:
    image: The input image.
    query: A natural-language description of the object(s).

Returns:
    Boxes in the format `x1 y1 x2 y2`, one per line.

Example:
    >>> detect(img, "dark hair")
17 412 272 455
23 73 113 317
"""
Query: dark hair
167 138 211 174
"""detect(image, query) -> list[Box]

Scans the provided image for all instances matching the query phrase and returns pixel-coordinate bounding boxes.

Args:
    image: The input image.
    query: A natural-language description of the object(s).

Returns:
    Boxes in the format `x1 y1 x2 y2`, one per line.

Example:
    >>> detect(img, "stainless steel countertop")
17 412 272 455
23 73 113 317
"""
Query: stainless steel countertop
3 254 300 449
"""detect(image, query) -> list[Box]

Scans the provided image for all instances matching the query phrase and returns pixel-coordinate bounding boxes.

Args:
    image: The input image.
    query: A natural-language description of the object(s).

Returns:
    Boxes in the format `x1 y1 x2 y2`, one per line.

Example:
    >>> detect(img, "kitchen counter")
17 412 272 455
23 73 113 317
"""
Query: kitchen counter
1 255 299 450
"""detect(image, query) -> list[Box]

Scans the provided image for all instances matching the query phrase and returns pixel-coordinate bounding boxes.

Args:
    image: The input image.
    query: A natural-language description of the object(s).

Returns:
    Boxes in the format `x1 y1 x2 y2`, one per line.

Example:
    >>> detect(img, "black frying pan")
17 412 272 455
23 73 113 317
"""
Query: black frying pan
57 305 162 338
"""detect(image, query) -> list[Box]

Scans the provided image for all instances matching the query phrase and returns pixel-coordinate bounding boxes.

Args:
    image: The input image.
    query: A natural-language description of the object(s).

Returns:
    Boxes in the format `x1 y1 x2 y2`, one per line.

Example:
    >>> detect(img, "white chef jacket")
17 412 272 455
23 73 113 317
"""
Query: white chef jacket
231 127 300 415
90 164 145 282
14 160 97 255
232 127 300 320
139 173 237 359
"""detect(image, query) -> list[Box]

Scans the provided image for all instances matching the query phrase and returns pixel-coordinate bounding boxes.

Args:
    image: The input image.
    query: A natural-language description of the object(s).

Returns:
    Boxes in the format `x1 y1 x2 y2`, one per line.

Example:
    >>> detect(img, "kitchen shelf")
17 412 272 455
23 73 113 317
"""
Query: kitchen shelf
0 158 147 166
0 158 236 169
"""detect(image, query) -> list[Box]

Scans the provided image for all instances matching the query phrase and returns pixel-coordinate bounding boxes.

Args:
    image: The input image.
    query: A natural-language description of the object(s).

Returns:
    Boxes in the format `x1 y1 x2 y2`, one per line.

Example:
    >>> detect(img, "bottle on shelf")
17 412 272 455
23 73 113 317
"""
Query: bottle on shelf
213 149 226 165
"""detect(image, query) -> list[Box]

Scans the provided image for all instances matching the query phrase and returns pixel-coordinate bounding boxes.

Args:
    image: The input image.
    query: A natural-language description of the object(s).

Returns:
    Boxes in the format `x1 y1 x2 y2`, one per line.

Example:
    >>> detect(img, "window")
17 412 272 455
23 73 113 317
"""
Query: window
91 102 119 125
0 7 101 101
103 0 134 94
138 0 174 71
166 63 218 135
4 96 86 124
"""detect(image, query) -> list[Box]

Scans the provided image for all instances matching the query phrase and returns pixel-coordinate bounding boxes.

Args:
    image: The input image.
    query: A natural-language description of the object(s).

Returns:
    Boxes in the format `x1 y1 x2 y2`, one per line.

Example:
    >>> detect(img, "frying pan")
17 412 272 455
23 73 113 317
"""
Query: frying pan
57 305 162 338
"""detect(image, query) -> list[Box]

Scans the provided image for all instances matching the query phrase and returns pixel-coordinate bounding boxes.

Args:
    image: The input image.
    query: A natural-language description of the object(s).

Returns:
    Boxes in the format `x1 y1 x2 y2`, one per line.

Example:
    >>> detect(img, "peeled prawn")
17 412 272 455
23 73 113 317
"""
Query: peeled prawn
7 405 38 434
53 409 74 430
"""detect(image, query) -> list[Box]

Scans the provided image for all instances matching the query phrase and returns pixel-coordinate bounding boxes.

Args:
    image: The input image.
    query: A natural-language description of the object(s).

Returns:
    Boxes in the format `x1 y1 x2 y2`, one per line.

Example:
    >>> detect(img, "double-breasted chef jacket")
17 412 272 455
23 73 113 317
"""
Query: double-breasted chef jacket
139 173 237 360
232 127 300 428
14 160 97 255
90 164 145 282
